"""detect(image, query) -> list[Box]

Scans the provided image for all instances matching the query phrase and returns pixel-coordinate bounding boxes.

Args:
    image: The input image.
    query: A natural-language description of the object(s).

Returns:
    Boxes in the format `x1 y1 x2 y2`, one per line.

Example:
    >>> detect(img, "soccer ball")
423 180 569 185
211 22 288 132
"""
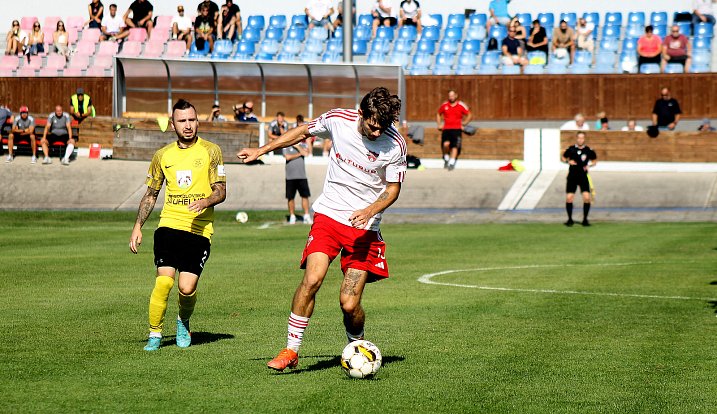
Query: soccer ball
235 211 248 223
341 340 382 379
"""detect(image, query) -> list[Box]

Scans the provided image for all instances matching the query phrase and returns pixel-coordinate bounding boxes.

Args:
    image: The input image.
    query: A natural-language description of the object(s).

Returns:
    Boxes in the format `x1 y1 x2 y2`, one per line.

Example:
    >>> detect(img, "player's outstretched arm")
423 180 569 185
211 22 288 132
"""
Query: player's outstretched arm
130 186 160 254
237 124 311 162
349 182 402 229
188 182 226 213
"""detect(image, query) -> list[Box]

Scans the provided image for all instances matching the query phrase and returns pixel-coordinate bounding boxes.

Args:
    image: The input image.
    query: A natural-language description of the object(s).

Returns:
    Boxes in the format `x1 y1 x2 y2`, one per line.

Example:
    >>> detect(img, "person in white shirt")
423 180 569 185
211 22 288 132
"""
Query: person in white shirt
171 5 193 49
101 3 129 41
5 20 28 56
372 0 398 37
693 0 716 27
305 0 334 33
621 119 645 131
399 0 422 34
560 113 590 131
575 17 595 53
238 87 406 372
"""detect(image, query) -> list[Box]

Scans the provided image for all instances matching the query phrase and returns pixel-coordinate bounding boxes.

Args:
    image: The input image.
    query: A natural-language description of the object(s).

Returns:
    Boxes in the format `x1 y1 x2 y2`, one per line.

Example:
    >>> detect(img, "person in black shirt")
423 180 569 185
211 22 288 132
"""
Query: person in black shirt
194 5 216 52
526 20 549 59
197 1 220 24
562 131 597 227
123 0 154 35
651 87 682 130
225 0 241 39
87 0 104 29
501 27 528 69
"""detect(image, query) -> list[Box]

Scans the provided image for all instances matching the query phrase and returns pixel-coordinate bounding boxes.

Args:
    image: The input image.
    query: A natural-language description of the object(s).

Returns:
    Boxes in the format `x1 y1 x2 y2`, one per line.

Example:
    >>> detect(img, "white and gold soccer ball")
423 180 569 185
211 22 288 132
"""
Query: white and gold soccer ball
235 211 248 223
341 340 382 379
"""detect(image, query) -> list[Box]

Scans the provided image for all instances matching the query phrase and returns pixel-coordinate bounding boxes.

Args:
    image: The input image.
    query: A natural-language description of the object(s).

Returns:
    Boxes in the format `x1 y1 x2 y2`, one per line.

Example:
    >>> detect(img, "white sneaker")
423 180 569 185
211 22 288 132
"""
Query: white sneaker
5 155 13 163
303 214 313 225
61 158 70 166
31 156 37 164
42 157 52 164
288 214 296 225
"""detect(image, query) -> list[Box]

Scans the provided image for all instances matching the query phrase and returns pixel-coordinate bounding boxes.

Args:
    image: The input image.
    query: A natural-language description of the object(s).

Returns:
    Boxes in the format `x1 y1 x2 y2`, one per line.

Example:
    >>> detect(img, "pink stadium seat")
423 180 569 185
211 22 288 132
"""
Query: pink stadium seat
23 56 42 69
74 41 97 57
86 66 109 77
0 69 14 77
62 67 83 76
65 16 85 31
38 68 59 76
142 42 164 58
81 28 102 43
0 56 20 70
148 29 170 45
20 17 38 31
67 29 79 45
43 28 55 45
128 28 148 42
68 55 90 70
44 16 61 30
44 54 67 70
164 40 187 57
118 41 142 57
92 55 113 69
154 16 173 30
16 67 37 77
96 41 119 57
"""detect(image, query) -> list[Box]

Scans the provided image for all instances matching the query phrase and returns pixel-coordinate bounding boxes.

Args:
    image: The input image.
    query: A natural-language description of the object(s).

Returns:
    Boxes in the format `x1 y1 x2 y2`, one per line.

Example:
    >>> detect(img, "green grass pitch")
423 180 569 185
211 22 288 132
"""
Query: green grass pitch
1 211 716 413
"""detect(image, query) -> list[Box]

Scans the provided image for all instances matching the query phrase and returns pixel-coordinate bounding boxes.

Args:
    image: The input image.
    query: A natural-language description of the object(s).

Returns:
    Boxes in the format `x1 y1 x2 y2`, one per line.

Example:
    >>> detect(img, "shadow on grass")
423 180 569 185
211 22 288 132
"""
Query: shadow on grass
138 332 234 348
251 354 406 374
708 300 717 316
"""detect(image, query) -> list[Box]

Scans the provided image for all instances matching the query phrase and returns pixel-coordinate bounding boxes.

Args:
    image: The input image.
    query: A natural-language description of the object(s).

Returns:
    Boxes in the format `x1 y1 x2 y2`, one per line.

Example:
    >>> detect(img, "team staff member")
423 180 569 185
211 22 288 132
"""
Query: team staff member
437 90 471 171
69 88 95 124
6 106 36 163
562 131 597 227
130 99 226 351
238 87 407 372
40 105 73 165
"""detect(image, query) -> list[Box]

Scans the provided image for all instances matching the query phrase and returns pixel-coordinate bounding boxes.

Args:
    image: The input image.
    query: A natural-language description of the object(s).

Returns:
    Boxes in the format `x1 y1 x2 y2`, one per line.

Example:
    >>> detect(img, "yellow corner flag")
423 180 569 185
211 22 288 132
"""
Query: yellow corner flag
157 116 170 133
587 173 596 200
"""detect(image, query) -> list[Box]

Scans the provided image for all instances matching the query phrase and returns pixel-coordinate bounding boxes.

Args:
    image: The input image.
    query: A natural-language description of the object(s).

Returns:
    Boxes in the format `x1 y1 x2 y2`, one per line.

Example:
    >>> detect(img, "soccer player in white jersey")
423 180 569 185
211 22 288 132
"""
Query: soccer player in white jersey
237 87 407 371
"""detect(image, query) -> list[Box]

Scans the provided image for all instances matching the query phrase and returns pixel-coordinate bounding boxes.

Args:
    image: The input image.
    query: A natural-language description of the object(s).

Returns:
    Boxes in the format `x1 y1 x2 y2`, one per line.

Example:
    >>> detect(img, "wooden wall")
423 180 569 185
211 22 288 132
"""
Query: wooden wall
404 127 524 160
0 77 112 116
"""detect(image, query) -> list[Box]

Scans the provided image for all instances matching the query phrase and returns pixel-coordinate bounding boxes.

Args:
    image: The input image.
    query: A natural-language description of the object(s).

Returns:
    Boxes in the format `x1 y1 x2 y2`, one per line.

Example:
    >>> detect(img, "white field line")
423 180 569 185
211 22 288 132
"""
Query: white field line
417 262 717 301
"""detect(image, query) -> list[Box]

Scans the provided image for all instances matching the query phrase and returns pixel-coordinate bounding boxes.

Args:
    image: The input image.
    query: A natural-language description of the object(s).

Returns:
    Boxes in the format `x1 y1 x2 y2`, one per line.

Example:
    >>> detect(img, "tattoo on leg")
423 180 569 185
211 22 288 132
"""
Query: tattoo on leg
341 269 364 296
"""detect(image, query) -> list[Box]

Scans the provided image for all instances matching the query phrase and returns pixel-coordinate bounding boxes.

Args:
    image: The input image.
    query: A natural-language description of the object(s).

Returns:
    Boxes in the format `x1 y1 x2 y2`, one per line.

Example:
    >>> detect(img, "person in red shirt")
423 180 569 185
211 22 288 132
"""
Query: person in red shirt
637 25 663 71
661 24 691 72
436 90 471 170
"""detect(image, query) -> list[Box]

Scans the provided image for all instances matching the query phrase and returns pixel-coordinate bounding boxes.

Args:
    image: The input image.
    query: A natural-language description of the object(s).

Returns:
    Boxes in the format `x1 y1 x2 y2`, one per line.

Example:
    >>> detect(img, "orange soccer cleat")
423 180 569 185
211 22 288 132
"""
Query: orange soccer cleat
267 348 299 371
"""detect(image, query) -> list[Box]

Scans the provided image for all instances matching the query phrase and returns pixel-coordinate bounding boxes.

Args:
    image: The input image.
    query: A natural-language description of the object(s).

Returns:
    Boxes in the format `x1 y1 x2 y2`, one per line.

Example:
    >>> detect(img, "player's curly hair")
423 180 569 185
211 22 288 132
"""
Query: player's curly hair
360 87 401 130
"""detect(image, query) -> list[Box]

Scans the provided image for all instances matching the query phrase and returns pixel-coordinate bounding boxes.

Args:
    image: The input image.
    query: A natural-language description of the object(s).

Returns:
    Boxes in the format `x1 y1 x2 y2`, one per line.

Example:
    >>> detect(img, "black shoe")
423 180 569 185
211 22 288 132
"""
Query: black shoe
581 219 591 227
443 159 449 169
564 220 574 227
447 163 455 171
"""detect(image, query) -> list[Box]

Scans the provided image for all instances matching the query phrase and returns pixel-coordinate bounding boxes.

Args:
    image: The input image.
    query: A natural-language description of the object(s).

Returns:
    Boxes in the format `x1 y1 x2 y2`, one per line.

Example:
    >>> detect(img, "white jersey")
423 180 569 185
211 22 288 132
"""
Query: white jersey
307 109 407 231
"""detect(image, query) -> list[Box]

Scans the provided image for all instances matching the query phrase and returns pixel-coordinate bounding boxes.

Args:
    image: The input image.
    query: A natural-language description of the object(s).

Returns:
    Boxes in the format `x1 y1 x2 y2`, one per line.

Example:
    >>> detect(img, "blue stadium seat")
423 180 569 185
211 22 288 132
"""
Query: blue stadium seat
457 53 478 68
602 25 621 40
695 23 714 38
538 13 554 29
410 53 432 74
693 36 712 50
210 39 233 59
305 38 324 54
676 22 691 36
265 28 284 41
574 50 592 65
358 14 373 27
653 25 668 37
527 51 547 65
398 26 417 41
650 11 668 26
371 39 392 55
309 27 329 41
421 26 441 42
626 24 643 39
321 51 341 63
690 64 710 73
664 63 684 73
354 26 372 41
622 38 638 53
639 63 661 74
583 12 599 27
247 15 265 31
501 65 521 75
618 52 638 73
393 38 414 54
600 38 619 53
560 12 577 28
282 39 302 55
569 64 590 74
376 26 395 41
546 63 568 74
269 15 287 30
291 14 307 28
481 50 500 67
255 53 274 61
433 64 452 75
277 52 296 62
439 40 459 54
389 52 410 67
258 40 279 55
299 51 320 62
444 26 463 42
469 13 487 28
455 65 477 75
447 13 465 29
596 51 616 66
416 39 436 54
326 38 342 52
605 12 623 26
287 27 306 41
516 13 532 28
367 52 386 64
627 12 645 26
592 63 617 74
188 39 209 57
478 65 499 75
523 65 545 75
428 13 443 28
242 28 262 43
233 41 255 59
334 26 343 39
693 49 711 66
489 25 507 41
461 39 481 54
466 25 487 41
352 40 367 55
435 51 454 67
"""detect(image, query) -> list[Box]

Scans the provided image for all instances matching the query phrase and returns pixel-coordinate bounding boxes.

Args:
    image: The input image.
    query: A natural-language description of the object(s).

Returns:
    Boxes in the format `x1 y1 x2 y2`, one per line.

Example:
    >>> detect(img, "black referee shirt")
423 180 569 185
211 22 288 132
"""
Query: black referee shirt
563 145 597 175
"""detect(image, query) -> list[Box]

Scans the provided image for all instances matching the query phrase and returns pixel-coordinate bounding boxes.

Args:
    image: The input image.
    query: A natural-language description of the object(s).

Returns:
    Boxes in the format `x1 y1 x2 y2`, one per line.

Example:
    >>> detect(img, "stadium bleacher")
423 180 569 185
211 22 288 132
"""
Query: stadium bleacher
0 8 713 77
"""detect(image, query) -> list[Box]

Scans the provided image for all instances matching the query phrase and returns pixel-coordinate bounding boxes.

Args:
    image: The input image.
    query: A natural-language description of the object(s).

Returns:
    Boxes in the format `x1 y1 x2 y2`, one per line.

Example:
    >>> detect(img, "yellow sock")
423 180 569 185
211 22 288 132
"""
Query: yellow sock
148 276 174 334
178 290 197 321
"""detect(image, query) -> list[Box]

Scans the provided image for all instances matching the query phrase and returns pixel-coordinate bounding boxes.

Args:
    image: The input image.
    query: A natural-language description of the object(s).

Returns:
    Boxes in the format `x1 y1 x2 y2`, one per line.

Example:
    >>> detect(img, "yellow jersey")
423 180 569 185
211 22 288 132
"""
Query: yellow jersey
146 137 226 240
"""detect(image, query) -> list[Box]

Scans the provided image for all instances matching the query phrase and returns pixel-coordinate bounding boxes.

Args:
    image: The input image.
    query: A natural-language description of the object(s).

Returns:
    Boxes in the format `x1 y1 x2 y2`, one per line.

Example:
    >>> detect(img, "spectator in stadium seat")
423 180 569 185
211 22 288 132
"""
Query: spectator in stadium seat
0 103 11 125
501 27 528 70
5 20 28 56
237 101 258 122
621 119 645 131
526 19 549 60
70 88 95 124
486 0 511 32
651 87 681 130
217 4 237 41
197 0 220 24
575 17 595 54
6 106 36 163
40 105 74 165
306 0 335 35
333 2 356 33
86 0 105 29
560 113 590 131
27 22 45 58
224 0 241 39
437 90 472 171
101 3 129 42
208 103 226 122
637 25 663 71
195 4 216 52
372 0 397 38
282 137 312 225
399 0 422 35
552 20 575 64
123 0 154 36
698 118 716 131
662 24 691 72
171 5 193 49
693 0 716 28
52 21 70 58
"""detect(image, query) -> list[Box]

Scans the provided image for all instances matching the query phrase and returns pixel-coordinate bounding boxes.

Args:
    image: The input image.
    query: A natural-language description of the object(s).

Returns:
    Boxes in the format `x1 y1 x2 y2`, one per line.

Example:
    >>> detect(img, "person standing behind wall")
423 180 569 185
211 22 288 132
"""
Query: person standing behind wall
436 90 471 171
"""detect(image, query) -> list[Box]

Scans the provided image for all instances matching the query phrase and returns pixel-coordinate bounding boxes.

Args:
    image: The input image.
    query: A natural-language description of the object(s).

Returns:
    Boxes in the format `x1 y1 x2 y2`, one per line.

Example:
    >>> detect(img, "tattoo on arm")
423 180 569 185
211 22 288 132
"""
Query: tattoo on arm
376 192 389 202
341 269 365 296
135 187 159 227
205 182 227 207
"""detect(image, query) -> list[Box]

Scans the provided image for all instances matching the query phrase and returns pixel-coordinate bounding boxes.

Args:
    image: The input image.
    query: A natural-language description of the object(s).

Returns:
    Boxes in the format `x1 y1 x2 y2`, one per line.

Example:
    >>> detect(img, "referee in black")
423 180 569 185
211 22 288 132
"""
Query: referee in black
562 131 597 227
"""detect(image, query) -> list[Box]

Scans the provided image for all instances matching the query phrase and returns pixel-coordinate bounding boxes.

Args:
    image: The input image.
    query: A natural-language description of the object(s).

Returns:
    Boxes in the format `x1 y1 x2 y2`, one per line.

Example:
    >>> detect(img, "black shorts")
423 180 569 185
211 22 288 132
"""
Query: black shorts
669 55 688 66
638 55 661 66
376 16 397 26
441 129 462 149
402 18 418 26
45 133 70 144
153 227 211 276
286 179 311 199
566 173 590 194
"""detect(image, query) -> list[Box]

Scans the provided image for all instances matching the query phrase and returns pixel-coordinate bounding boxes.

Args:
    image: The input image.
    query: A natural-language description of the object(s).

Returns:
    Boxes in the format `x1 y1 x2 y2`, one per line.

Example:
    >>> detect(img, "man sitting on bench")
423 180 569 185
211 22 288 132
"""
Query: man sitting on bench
6 106 36 163
40 105 74 165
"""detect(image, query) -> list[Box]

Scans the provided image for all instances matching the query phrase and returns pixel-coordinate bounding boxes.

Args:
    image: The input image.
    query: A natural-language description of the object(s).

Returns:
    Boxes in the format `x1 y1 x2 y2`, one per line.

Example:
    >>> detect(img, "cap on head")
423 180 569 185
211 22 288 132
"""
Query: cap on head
76 87 84 95
702 118 711 124
19 105 29 113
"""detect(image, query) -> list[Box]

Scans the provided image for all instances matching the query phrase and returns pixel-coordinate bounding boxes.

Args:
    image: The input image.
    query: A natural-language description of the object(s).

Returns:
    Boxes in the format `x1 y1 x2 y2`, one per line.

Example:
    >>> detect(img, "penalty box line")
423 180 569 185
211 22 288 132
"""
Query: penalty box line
417 262 717 302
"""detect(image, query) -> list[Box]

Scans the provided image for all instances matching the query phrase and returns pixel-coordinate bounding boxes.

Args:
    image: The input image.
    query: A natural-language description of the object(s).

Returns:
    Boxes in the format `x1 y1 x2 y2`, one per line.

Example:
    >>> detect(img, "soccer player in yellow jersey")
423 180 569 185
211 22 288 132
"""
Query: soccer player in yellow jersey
129 99 227 351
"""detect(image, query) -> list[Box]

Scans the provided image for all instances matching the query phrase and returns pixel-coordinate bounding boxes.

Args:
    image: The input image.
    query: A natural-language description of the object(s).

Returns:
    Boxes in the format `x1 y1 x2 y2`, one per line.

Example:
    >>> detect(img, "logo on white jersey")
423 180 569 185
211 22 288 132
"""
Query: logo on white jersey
366 150 379 162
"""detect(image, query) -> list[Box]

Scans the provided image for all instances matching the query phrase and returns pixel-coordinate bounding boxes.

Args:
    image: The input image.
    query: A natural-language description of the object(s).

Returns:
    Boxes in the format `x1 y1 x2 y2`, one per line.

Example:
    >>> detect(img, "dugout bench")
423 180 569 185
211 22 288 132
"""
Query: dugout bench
1 117 80 158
